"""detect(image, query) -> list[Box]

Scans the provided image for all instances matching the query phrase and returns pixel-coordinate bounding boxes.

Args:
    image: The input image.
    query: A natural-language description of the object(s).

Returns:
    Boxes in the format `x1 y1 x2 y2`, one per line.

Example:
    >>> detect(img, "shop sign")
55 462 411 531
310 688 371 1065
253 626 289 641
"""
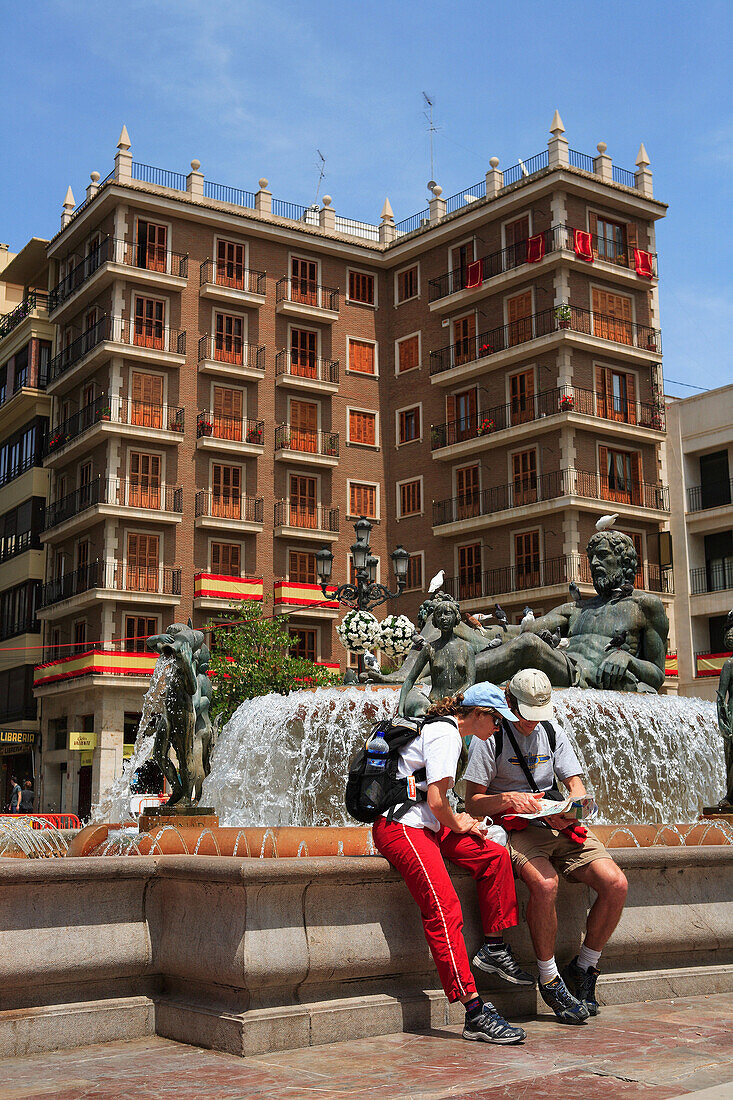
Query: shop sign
123 743 136 760
69 731 97 752
79 751 94 767
0 730 36 756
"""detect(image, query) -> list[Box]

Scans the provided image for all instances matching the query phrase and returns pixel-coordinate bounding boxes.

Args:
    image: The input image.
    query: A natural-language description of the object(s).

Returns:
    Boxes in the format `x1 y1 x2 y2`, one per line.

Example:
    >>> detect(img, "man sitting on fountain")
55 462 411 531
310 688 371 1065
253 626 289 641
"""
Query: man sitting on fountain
473 530 668 694
464 669 628 1023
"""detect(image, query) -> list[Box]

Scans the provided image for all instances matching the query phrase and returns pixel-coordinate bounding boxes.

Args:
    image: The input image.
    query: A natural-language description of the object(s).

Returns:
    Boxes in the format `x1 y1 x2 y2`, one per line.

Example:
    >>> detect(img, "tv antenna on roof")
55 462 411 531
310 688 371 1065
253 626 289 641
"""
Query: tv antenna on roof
313 149 326 206
423 92 438 182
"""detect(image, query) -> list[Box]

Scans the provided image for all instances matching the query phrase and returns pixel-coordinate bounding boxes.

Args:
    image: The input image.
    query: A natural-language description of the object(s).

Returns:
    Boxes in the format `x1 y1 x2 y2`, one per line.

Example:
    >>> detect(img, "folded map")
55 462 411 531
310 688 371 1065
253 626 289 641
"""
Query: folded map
512 796 598 822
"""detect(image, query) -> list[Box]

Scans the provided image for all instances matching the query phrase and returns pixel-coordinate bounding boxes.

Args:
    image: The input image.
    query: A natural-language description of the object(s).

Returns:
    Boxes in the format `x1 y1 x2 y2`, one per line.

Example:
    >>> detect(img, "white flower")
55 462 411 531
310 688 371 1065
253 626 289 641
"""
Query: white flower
376 614 416 658
337 609 379 652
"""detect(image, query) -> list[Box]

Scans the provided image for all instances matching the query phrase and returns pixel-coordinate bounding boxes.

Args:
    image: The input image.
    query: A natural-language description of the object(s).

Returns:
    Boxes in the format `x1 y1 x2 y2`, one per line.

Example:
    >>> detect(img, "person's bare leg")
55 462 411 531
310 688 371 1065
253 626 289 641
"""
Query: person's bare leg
518 856 560 961
475 632 572 687
569 858 628 951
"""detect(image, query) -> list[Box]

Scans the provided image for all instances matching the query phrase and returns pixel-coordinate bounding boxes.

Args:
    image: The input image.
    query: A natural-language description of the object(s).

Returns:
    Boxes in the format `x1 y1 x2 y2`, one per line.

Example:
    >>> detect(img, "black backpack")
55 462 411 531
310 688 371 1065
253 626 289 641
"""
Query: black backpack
345 715 445 824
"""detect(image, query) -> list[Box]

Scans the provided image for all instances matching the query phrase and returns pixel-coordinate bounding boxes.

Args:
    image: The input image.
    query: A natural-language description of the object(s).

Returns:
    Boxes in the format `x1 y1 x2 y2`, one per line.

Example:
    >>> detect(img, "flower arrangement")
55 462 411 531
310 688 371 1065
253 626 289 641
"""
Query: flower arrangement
376 614 416 658
49 430 65 450
336 609 380 653
96 404 111 422
650 411 664 430
554 303 572 328
198 418 213 438
480 342 493 356
478 417 495 435
170 412 184 433
559 393 575 411
246 426 263 445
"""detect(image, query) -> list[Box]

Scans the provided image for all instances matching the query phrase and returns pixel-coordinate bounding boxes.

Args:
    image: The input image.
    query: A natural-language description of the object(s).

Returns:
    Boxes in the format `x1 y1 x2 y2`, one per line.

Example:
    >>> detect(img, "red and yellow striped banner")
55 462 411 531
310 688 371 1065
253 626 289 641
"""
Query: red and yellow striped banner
665 652 678 678
274 580 339 609
34 649 158 688
194 574 264 601
696 651 732 679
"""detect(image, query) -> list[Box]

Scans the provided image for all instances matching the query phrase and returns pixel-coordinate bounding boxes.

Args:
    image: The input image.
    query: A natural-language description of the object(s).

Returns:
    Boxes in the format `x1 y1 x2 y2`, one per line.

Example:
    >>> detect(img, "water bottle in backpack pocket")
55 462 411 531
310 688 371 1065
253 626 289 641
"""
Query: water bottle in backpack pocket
345 716 429 824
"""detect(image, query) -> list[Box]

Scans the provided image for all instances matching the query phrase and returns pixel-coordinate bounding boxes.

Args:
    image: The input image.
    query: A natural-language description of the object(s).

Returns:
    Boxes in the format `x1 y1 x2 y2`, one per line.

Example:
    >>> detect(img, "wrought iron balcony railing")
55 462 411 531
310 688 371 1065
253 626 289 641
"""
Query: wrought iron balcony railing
197 333 265 371
275 425 339 457
194 491 264 523
687 479 733 513
48 317 187 382
0 291 50 343
199 260 266 295
444 554 673 602
275 277 339 312
49 237 189 312
196 412 264 445
430 385 665 449
274 350 339 385
690 560 733 596
40 561 182 608
274 500 340 532
44 477 183 530
429 305 662 376
43 394 184 457
433 467 670 526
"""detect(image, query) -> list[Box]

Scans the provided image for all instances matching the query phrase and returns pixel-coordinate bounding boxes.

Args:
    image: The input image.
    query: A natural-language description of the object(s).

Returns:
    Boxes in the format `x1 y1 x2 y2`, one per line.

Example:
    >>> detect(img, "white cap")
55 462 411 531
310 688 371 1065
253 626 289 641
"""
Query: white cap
508 668 553 722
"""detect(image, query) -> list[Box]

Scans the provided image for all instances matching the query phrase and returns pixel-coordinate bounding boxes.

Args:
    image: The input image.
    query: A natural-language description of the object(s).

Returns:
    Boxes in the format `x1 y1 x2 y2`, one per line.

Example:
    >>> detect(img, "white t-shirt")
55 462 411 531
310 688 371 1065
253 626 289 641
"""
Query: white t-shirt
396 717 462 831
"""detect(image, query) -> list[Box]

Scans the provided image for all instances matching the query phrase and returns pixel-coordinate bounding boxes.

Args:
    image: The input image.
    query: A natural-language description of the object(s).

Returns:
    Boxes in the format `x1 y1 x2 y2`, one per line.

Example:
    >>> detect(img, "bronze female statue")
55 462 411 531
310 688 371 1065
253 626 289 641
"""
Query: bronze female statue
398 598 476 717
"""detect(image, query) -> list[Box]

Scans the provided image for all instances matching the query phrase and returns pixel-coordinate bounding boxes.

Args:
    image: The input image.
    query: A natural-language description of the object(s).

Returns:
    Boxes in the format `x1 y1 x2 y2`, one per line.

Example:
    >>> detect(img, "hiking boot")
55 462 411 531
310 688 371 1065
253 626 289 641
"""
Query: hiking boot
539 975 590 1024
472 942 535 986
562 956 600 1016
462 1002 526 1045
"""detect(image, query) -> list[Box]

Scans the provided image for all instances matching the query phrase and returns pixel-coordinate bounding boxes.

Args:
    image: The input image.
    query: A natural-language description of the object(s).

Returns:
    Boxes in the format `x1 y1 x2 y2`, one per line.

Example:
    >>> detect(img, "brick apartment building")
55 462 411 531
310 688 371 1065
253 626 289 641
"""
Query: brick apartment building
0 114 674 813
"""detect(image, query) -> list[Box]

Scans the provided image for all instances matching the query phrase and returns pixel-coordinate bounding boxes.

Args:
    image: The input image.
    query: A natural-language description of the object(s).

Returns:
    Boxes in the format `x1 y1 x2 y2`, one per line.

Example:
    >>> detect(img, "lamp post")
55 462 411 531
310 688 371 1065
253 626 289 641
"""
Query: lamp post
315 516 409 611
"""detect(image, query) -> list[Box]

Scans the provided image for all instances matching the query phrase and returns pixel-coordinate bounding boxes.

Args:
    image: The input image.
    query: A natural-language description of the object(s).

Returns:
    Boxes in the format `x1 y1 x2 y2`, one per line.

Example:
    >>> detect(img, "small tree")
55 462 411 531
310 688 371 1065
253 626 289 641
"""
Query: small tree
206 600 337 726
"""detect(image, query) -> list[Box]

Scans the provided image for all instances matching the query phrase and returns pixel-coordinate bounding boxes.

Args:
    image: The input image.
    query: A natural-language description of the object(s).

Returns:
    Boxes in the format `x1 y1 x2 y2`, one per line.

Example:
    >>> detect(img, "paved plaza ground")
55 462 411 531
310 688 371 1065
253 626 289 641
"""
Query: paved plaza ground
2 992 732 1099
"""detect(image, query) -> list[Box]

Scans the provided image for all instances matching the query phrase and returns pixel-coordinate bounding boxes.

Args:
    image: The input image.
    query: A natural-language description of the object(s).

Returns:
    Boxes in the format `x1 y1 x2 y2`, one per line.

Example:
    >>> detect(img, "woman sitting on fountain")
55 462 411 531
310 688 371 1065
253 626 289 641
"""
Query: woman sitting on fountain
398 598 475 717
373 685 532 1046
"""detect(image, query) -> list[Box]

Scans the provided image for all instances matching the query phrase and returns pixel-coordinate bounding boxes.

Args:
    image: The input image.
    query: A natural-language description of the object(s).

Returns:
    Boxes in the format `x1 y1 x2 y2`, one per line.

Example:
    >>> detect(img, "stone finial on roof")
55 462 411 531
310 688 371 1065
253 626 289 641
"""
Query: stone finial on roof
190 159 201 172
63 186 75 209
635 143 653 197
381 197 394 223
550 110 565 136
636 142 650 167
118 125 131 151
61 186 76 229
322 195 332 207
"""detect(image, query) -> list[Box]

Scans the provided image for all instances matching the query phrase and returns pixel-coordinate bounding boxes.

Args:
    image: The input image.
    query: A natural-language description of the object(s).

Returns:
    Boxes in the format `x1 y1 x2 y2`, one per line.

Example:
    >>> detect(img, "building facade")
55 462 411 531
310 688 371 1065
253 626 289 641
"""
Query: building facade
667 384 733 699
16 116 673 812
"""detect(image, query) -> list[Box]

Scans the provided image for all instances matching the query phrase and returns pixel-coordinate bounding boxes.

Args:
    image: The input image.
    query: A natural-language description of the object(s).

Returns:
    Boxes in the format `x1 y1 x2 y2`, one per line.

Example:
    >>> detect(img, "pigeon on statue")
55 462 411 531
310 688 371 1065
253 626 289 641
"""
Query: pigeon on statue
520 606 535 631
569 581 582 605
362 650 379 669
428 569 445 594
612 580 635 600
605 629 628 651
486 635 503 649
494 603 509 632
411 634 427 651
596 513 619 531
539 628 562 649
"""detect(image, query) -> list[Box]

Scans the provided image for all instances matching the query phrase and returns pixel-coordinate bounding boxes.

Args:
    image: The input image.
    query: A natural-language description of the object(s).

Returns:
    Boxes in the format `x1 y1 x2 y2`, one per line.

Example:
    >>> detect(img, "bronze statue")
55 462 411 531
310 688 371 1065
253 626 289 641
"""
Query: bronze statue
715 611 733 810
145 620 216 811
398 598 476 716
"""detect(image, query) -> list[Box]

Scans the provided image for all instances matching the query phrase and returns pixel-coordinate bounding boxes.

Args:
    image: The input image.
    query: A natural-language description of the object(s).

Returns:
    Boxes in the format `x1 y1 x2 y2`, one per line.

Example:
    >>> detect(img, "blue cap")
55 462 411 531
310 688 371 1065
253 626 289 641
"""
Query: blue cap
461 682 516 722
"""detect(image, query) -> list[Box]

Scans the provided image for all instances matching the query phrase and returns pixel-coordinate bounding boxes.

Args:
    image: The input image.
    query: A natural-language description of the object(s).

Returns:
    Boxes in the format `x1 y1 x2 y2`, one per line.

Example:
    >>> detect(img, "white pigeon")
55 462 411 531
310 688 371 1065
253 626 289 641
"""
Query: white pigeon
428 569 445 594
520 606 535 631
362 650 379 669
596 513 619 531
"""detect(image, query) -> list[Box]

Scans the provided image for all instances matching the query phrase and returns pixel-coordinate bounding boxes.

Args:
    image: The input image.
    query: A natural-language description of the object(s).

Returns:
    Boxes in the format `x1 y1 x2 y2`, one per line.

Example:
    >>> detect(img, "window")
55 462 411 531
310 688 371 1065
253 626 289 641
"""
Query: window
458 543 482 600
591 288 632 345
595 217 627 264
211 542 241 577
289 474 317 528
396 265 418 303
291 329 317 377
348 409 376 446
289 627 317 663
215 313 244 364
50 717 68 753
599 446 641 505
137 221 168 272
289 550 316 584
127 533 159 592
216 239 245 288
291 257 318 305
699 451 731 510
515 531 540 590
125 616 156 653
510 369 535 425
134 296 164 350
397 334 420 373
450 240 474 292
456 464 480 519
512 449 537 506
399 478 421 517
131 371 164 428
349 482 377 518
507 291 533 346
348 338 376 375
595 366 637 424
348 270 374 305
505 215 529 269
290 399 319 451
79 463 93 510
447 388 477 443
212 464 242 518
13 345 28 392
213 386 243 441
405 553 423 591
453 314 476 365
398 405 421 444
128 452 161 510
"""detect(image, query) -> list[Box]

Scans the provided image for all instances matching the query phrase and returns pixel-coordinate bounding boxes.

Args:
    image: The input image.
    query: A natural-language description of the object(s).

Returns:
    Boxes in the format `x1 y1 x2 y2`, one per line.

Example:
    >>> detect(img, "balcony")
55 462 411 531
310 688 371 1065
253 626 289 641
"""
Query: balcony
430 385 665 457
274 425 339 467
43 394 184 464
197 334 265 381
433 467 670 532
443 553 673 605
199 260 266 307
429 305 662 385
43 476 183 537
275 350 339 394
194 572 264 611
49 238 188 318
695 650 732 679
687 479 733 514
428 225 658 308
34 645 159 691
196 412 265 455
690 560 733 596
194 492 264 533
38 561 182 613
0 291 50 344
275 277 339 322
47 316 187 390
274 500 339 543
0 614 40 643
273 579 340 619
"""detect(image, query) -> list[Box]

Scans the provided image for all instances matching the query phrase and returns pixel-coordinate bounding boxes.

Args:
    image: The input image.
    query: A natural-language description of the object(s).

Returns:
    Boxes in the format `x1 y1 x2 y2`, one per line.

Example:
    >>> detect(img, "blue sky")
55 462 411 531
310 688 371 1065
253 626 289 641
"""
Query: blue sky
2 0 731 395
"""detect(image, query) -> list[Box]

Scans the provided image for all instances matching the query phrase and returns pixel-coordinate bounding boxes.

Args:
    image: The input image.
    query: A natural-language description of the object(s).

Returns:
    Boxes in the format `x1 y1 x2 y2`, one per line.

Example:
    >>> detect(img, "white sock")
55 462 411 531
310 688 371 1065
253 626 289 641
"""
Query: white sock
577 943 601 972
537 957 559 984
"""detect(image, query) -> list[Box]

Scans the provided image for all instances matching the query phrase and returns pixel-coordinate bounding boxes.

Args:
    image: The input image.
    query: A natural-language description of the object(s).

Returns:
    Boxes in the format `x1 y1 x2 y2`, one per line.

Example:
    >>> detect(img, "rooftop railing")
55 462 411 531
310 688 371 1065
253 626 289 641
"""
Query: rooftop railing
203 180 256 208
275 425 339 458
44 476 183 530
433 467 669 527
429 304 661 376
197 334 265 371
44 394 184 458
199 260 266 295
687 479 733 513
0 291 50 342
274 350 339 385
430 385 665 450
49 238 188 312
194 492 264 523
39 560 182 608
274 500 339 532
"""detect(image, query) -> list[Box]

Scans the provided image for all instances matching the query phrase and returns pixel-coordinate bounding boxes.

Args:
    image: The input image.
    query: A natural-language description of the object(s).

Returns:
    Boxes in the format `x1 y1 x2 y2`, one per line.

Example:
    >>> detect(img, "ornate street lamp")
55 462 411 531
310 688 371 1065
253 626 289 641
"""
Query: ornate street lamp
316 516 409 611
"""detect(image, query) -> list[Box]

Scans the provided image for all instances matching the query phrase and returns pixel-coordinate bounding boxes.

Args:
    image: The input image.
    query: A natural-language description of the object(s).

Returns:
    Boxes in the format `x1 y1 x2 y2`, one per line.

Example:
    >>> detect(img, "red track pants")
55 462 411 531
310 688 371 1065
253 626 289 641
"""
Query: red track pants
373 816 518 1002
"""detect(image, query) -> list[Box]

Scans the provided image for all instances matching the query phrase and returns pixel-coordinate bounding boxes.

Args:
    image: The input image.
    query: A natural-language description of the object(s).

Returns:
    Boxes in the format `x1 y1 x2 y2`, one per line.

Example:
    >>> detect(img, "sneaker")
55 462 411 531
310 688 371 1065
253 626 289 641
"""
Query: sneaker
472 942 535 986
462 1002 526 1045
562 956 600 1016
539 976 590 1024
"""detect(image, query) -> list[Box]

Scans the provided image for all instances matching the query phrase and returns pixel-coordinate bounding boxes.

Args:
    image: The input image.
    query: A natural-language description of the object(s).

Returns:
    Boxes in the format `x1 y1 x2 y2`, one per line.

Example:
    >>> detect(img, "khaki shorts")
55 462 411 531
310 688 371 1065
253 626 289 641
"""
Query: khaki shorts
508 824 612 879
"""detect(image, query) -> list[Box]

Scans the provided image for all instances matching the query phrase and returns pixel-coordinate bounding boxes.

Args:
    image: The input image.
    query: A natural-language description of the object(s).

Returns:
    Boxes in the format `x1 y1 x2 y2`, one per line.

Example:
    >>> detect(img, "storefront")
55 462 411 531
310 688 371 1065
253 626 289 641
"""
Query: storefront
0 729 37 811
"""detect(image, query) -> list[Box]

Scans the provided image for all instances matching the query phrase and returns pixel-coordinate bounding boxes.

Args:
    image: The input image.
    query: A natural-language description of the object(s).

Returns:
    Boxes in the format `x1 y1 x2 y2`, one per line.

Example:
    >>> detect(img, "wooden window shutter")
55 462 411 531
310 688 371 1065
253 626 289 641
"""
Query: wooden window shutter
595 365 607 418
599 445 609 498
588 211 598 256
625 372 637 425
446 394 457 425
350 340 375 374
398 335 419 373
631 451 643 505
626 222 638 253
630 532 644 588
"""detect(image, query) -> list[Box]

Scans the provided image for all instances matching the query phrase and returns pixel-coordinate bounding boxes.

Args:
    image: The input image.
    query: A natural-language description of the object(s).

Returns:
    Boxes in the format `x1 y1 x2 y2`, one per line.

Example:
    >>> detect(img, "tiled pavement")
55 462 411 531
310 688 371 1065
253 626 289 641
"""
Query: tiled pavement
2 993 733 1100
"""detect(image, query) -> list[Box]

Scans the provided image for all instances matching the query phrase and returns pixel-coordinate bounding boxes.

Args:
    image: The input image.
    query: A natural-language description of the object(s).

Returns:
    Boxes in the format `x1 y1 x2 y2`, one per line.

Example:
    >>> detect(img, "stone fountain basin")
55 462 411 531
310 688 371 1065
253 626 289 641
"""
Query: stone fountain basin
66 820 733 858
